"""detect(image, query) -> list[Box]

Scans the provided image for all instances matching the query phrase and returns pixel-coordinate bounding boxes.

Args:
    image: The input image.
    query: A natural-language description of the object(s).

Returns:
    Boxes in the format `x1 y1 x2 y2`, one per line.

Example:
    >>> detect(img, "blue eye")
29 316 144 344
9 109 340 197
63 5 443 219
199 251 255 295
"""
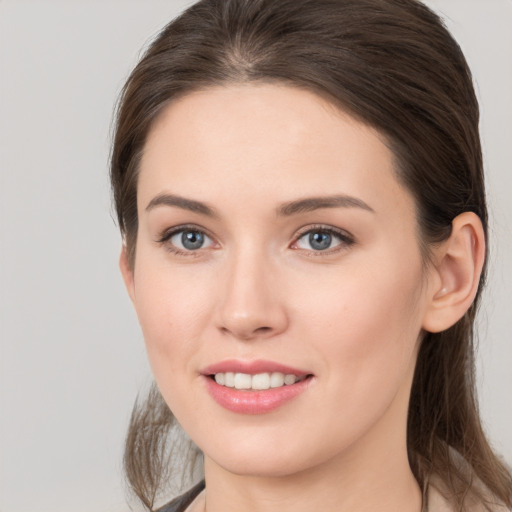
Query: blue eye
174 230 206 250
160 227 215 253
294 227 353 252
307 231 333 250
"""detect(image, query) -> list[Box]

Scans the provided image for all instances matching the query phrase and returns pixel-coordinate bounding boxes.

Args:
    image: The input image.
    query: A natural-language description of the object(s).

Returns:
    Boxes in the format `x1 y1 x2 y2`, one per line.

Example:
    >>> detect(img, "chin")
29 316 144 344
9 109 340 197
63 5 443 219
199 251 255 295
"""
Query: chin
211 453 311 479
200 429 340 480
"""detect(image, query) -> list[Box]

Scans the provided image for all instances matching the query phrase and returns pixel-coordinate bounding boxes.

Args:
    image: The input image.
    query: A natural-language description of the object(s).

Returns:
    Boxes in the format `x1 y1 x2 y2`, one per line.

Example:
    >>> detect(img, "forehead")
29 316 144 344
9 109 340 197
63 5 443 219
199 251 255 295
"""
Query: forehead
138 83 413 219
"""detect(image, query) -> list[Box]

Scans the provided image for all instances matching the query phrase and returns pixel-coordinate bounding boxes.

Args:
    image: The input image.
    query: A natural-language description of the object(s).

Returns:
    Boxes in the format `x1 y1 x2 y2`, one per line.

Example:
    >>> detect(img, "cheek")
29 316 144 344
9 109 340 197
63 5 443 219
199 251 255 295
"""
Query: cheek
278 260 425 456
132 254 215 376
295 254 425 398
132 267 216 424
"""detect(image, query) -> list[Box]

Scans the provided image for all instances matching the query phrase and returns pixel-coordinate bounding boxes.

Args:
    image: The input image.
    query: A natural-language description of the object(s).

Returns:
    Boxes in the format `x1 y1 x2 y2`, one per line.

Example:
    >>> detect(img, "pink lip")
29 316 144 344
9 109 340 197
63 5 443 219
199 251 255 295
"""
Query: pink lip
201 359 314 415
201 359 310 377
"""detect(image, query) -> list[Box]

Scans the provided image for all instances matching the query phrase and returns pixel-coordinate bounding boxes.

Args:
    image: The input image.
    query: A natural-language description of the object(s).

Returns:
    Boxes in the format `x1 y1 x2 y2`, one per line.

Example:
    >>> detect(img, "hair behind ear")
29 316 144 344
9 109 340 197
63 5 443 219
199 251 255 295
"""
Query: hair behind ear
408 212 511 508
408 324 512 509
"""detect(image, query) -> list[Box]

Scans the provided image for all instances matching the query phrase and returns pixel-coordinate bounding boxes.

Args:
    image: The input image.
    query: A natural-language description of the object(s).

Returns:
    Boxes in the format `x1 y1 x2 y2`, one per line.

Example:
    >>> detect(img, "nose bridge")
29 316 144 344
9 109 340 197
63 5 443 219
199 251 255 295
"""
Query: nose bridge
216 241 287 340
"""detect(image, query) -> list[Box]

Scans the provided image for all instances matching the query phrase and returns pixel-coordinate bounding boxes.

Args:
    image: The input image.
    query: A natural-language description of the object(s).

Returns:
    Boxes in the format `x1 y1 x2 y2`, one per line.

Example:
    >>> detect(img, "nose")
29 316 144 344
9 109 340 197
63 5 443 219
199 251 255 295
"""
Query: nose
215 248 289 341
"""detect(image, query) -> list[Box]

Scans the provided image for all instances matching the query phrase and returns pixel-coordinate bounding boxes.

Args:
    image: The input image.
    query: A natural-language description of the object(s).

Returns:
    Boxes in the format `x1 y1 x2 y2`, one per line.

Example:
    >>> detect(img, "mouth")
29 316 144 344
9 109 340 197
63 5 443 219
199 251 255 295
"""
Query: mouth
208 371 310 390
201 360 314 414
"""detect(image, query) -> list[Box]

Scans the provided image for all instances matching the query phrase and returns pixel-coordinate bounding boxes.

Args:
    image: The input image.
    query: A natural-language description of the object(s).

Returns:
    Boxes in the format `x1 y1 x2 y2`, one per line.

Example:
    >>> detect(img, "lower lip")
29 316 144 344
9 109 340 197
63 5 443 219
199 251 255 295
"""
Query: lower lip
203 376 313 414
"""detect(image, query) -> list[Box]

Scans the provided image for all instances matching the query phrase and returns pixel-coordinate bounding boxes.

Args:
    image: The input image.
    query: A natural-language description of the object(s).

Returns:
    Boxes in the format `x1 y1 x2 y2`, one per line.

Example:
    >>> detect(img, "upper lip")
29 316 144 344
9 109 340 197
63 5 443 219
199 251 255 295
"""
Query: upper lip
201 359 311 377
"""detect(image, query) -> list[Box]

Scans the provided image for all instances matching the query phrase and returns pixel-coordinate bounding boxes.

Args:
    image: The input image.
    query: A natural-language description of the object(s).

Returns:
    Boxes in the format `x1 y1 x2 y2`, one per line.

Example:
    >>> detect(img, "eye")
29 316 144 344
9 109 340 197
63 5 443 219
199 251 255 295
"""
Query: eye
292 226 354 253
158 226 216 254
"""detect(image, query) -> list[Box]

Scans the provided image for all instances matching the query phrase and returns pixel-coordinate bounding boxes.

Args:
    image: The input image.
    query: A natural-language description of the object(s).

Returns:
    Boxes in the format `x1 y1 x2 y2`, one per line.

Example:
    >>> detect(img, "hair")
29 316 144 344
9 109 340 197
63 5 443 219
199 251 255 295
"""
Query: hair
110 0 512 510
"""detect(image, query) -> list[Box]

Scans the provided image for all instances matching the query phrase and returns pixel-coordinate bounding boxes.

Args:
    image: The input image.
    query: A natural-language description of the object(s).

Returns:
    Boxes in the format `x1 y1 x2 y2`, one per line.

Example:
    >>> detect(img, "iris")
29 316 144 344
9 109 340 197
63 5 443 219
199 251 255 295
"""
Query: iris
309 231 332 250
182 230 204 250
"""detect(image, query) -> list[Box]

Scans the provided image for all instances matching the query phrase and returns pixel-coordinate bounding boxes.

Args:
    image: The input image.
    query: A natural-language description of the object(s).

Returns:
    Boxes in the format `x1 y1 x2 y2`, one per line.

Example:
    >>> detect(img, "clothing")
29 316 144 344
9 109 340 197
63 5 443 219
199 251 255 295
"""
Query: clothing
157 481 205 512
157 479 510 512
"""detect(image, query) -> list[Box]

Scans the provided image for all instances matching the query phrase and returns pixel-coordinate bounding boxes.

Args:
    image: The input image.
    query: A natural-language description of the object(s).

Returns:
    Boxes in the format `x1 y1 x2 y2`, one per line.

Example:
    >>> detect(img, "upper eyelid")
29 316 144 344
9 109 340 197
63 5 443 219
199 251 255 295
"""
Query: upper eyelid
156 225 216 256
289 227 355 260
293 224 354 240
157 224 213 242
156 223 354 247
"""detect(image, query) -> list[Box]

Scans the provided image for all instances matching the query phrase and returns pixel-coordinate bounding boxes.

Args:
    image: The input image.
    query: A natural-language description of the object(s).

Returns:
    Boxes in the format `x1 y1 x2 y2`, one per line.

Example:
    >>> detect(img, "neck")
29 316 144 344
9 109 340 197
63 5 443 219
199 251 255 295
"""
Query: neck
201 415 422 512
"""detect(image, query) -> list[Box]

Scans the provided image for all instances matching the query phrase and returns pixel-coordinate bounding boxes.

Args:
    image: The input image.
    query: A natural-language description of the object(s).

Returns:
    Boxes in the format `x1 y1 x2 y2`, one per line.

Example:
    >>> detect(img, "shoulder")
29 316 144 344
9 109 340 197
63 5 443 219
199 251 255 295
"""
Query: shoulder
157 481 206 512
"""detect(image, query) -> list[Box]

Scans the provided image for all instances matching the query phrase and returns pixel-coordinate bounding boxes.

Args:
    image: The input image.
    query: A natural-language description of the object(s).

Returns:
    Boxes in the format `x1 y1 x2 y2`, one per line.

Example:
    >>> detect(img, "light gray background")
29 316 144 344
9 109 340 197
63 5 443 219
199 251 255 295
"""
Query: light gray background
0 1 510 511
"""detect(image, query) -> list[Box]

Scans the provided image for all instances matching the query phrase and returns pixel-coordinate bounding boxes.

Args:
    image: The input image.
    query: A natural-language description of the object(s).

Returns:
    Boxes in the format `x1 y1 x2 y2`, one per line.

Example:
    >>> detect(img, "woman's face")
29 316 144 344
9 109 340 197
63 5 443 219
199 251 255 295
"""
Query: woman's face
124 84 437 478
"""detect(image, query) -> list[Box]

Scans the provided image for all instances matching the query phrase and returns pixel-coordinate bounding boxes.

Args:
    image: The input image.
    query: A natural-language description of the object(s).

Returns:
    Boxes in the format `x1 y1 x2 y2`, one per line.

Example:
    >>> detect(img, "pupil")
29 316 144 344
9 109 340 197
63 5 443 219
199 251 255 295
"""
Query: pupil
309 231 331 250
182 231 204 250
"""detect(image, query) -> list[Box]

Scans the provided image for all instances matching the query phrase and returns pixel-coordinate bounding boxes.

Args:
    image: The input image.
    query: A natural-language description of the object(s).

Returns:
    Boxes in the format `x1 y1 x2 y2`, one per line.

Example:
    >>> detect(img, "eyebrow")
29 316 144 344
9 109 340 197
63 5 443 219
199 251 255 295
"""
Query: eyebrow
145 193 374 217
146 193 218 217
277 195 374 216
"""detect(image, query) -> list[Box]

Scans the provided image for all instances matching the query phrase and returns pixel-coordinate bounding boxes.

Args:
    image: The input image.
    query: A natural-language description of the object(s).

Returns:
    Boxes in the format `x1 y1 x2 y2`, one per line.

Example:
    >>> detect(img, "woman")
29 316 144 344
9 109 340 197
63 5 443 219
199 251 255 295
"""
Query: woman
110 0 512 510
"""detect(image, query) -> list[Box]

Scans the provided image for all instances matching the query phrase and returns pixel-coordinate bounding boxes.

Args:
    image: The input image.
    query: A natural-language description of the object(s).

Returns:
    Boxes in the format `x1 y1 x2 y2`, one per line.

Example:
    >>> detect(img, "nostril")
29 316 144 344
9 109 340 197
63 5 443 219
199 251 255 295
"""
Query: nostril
255 326 272 333
219 324 273 340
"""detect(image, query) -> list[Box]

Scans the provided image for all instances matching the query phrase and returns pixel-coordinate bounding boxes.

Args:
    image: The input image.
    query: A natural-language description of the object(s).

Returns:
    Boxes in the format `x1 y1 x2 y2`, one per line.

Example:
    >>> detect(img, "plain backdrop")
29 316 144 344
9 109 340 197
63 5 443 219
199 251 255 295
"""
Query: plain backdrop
0 1 511 511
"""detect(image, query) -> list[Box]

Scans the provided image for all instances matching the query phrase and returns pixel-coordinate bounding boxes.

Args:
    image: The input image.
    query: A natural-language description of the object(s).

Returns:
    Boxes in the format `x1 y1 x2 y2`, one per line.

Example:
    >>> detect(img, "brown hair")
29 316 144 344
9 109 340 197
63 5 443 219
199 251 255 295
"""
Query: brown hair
110 0 512 509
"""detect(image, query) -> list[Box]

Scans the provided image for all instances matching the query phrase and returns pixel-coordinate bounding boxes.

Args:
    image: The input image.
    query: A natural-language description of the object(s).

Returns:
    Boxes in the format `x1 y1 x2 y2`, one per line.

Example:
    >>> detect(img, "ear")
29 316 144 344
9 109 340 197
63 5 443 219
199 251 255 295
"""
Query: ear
422 212 486 333
119 245 136 304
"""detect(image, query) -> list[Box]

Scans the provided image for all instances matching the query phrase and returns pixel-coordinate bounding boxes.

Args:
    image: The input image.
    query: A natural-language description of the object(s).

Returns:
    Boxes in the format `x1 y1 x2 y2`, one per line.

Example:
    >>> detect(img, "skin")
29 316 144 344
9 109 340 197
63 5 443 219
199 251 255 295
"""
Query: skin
120 84 485 512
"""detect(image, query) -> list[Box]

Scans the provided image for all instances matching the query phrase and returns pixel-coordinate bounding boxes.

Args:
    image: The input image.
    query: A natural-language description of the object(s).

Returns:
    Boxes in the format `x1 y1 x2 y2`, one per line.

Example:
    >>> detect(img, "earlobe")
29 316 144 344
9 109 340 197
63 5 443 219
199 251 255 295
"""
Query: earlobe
119 245 136 304
422 212 485 333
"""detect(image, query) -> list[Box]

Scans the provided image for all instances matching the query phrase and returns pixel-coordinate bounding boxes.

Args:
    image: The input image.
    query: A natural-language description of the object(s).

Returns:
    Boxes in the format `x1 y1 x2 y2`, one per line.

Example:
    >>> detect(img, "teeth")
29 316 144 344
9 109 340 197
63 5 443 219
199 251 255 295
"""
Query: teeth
270 372 285 388
252 373 270 390
225 372 235 387
213 372 302 390
234 373 252 389
284 374 296 385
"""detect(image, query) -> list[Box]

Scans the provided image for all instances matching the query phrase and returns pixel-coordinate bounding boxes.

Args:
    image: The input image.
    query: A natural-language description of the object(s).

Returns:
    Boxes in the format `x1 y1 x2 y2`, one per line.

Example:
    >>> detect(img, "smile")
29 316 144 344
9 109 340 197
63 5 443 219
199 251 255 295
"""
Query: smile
213 372 306 390
201 360 314 414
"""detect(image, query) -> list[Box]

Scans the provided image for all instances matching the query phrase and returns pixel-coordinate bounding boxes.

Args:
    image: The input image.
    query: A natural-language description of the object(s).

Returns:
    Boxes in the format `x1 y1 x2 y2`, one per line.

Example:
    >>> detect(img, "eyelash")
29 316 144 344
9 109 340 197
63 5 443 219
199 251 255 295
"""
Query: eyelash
156 224 355 257
292 224 355 256
156 224 214 257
